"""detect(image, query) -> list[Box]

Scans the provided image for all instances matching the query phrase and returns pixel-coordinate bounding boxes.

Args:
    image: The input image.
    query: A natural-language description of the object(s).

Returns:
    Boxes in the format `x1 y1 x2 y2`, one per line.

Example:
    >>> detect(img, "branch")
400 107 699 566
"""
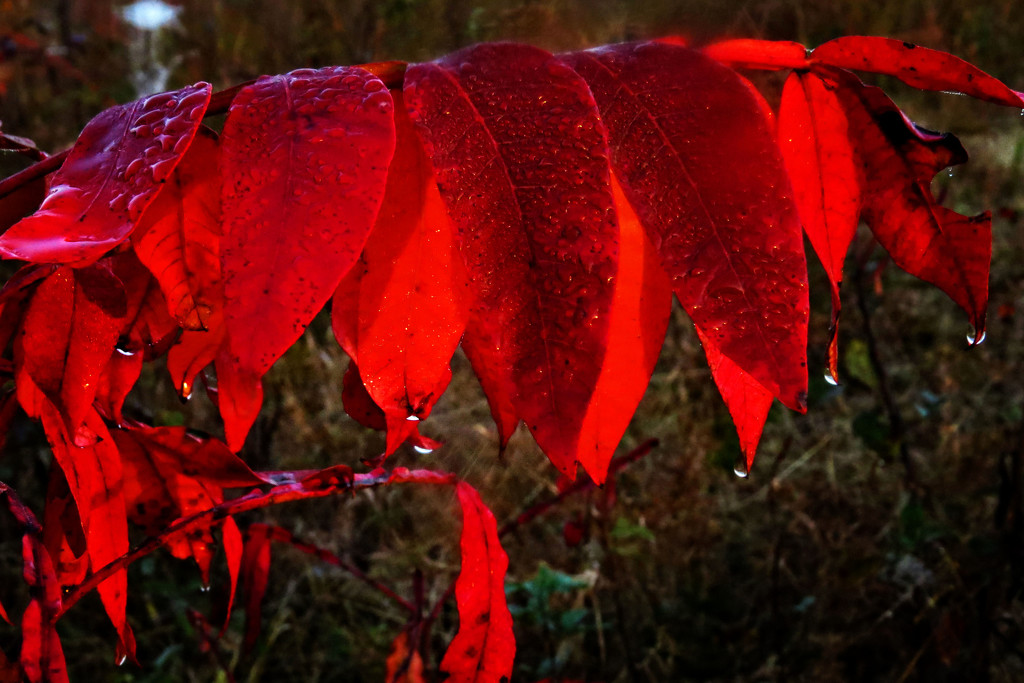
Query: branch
57 466 454 620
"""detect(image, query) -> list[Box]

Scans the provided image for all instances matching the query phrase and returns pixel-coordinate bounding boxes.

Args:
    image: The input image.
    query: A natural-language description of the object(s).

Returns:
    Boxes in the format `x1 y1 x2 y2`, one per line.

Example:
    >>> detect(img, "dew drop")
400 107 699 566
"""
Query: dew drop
117 655 127 667
200 583 210 593
413 445 434 455
966 326 987 345
733 454 749 478
823 371 839 386
405 414 420 422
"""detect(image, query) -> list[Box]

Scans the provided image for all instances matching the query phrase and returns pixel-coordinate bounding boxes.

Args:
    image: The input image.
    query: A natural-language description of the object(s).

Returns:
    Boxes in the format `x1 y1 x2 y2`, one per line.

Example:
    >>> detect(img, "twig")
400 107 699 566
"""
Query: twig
852 255 917 490
57 467 454 620
260 524 415 613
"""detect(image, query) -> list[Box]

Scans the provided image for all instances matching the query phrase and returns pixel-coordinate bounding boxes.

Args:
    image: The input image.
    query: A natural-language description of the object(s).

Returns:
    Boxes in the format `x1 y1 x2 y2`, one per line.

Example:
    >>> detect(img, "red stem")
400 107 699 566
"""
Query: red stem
57 467 451 620
261 524 416 613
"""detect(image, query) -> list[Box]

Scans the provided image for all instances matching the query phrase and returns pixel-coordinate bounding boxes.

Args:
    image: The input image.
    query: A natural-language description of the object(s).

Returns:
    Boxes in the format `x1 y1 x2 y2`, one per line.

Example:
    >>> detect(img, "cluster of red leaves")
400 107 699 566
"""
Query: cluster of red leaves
0 34 1020 682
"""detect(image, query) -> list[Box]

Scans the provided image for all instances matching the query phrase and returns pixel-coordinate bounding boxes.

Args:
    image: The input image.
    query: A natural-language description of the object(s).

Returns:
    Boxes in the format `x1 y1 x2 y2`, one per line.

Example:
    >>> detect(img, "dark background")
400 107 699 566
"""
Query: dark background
1 0 1023 681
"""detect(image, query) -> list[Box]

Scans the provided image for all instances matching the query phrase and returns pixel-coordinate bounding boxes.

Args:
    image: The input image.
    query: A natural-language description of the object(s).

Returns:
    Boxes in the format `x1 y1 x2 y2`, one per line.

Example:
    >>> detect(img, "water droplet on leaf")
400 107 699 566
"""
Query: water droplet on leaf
733 454 749 478
966 326 986 345
413 445 434 454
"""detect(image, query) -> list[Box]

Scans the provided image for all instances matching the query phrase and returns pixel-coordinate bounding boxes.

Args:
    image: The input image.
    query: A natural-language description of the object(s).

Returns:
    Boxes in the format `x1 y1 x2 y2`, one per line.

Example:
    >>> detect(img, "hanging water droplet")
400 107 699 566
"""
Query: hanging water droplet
966 326 987 345
413 445 434 455
405 414 420 422
947 169 954 178
200 583 210 593
733 454 749 478
823 371 839 387
117 655 127 667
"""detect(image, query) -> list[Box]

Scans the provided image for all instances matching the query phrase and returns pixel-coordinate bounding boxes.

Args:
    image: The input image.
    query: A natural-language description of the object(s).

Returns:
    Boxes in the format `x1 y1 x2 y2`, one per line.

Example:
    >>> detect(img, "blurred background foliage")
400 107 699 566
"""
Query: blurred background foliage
1 0 1024 681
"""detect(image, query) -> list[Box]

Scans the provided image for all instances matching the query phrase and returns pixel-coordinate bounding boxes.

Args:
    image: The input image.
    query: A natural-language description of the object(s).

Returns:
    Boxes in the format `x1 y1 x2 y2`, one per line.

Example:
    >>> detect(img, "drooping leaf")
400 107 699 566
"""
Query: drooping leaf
0 83 212 265
42 464 88 589
564 41 809 412
112 425 265 584
1 482 67 683
811 37 1024 107
824 66 991 342
35 406 134 660
339 361 438 458
15 265 126 446
240 524 272 652
696 327 774 473
576 175 671 483
778 70 861 382
405 43 620 475
439 481 514 683
331 91 469 456
218 65 396 451
221 517 243 633
133 127 222 331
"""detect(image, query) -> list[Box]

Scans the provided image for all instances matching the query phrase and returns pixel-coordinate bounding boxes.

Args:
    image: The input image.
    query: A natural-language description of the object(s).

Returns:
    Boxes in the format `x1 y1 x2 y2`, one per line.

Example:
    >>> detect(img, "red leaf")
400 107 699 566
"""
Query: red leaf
565 42 809 412
42 465 89 588
0 83 212 265
385 631 426 683
221 516 243 633
825 66 991 342
218 66 396 451
332 91 469 456
20 599 68 683
36 406 134 659
701 39 810 70
577 175 671 483
405 43 620 475
811 37 1024 108
1 482 68 683
15 265 126 445
778 71 861 382
240 524 272 651
440 482 514 683
339 361 431 461
133 127 222 330
113 425 264 582
697 327 773 473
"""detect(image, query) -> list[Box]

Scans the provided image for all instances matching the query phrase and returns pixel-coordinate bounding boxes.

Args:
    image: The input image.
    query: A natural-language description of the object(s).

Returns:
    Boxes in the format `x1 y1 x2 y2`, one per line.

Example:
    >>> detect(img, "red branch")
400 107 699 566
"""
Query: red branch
56 466 455 620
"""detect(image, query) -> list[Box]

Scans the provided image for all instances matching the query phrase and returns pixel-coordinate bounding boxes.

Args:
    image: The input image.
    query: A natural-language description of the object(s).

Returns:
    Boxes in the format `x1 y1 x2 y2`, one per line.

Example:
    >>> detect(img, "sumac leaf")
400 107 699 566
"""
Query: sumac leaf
439 482 514 683
0 83 212 265
811 37 1024 108
386 631 426 683
778 71 861 381
331 92 468 456
113 425 264 582
564 41 809 411
697 327 774 472
218 66 396 451
133 127 222 330
825 66 991 342
15 265 126 445
1 482 67 683
240 524 272 652
405 43 619 475
36 406 134 659
577 176 671 483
